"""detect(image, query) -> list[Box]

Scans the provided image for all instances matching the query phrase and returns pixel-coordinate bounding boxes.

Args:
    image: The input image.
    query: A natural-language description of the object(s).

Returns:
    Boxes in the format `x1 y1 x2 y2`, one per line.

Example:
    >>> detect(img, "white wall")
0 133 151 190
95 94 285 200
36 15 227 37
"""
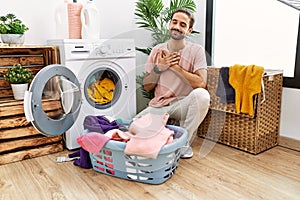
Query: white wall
212 0 298 78
0 0 138 44
0 0 298 140
0 0 206 46
280 88 300 140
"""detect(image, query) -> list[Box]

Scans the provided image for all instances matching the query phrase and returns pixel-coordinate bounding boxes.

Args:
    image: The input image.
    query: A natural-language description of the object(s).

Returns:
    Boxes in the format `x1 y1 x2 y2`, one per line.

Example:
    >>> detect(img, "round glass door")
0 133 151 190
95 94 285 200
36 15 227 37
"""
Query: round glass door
84 67 122 109
24 65 82 136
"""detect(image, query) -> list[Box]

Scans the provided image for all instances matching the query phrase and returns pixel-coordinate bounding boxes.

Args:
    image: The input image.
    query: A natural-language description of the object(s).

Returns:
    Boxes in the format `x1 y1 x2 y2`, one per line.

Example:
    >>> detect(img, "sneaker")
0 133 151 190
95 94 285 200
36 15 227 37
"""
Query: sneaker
180 146 193 159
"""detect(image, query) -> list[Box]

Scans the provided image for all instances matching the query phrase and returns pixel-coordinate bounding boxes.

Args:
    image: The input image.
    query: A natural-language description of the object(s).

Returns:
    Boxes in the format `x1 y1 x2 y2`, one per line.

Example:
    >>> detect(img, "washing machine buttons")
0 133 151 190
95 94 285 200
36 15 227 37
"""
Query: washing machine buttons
114 49 122 53
95 45 130 56
96 45 110 55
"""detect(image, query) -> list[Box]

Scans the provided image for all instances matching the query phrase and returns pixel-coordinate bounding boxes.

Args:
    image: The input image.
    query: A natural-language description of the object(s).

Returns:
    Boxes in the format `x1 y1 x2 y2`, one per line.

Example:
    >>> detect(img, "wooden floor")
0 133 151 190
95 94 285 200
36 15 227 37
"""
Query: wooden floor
1 137 300 200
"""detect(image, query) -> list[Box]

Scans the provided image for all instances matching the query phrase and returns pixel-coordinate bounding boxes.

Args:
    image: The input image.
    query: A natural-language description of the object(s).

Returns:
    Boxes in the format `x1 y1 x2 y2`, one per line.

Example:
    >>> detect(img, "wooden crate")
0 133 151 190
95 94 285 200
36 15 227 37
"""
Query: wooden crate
0 46 58 99
0 46 63 165
198 67 283 154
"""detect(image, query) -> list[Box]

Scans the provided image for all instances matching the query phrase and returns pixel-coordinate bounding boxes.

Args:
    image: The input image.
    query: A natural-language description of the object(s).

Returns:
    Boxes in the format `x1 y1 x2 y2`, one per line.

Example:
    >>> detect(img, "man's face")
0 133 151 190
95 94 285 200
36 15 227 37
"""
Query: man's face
169 12 193 40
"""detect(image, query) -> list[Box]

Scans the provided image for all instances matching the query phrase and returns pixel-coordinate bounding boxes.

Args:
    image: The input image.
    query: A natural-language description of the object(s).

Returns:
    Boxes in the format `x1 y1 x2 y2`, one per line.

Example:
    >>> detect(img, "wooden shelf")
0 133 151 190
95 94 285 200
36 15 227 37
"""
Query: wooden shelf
0 46 63 165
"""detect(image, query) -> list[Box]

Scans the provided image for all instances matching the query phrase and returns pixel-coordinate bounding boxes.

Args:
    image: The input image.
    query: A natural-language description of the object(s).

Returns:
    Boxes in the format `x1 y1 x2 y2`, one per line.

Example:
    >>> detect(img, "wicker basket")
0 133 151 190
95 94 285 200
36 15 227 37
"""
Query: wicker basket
90 125 188 184
198 67 283 154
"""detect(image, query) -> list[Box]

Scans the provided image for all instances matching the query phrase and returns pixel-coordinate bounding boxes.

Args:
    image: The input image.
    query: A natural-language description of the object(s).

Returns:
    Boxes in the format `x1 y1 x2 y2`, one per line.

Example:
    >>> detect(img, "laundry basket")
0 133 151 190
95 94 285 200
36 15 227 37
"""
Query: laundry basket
198 67 283 154
89 125 188 184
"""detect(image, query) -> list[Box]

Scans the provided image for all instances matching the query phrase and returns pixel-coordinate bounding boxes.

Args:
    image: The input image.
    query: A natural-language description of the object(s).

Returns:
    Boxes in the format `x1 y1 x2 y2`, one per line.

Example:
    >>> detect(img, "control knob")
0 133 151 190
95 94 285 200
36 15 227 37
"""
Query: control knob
97 45 110 55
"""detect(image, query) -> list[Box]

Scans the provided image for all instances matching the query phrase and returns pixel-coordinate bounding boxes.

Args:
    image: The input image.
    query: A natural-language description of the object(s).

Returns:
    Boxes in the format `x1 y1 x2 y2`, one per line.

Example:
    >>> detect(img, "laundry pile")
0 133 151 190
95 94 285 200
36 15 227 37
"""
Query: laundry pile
68 113 177 169
216 64 264 117
87 77 115 104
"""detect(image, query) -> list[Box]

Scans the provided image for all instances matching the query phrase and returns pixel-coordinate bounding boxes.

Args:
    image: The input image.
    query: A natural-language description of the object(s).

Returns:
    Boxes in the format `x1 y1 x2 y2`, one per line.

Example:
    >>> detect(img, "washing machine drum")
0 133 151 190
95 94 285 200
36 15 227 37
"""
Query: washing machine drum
24 64 82 136
84 67 122 109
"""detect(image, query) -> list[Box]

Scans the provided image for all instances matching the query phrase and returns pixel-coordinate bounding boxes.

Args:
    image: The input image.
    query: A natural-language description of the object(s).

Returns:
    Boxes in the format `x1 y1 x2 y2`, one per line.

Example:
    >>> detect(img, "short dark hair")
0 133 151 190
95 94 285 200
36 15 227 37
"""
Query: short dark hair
171 8 195 28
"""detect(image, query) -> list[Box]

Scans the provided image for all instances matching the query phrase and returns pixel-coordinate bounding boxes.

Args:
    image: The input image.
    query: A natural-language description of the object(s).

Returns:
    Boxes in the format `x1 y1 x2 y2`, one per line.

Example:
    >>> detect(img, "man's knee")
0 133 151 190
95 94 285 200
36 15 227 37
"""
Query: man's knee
191 88 210 106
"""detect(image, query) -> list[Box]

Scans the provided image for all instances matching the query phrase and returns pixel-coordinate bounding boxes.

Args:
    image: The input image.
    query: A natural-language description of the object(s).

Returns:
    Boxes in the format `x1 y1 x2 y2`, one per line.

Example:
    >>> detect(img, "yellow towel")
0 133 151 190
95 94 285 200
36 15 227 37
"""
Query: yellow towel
87 78 115 104
229 64 264 116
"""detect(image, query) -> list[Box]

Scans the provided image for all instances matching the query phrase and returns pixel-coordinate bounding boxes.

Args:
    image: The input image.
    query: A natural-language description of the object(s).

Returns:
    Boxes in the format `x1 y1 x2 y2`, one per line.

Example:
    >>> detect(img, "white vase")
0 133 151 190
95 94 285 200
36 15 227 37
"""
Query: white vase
11 83 28 100
1 34 25 45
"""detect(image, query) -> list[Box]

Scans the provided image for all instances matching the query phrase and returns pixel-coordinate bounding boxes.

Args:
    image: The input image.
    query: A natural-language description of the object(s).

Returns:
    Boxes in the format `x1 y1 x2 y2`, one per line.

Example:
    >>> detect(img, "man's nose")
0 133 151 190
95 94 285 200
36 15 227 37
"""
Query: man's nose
173 23 180 30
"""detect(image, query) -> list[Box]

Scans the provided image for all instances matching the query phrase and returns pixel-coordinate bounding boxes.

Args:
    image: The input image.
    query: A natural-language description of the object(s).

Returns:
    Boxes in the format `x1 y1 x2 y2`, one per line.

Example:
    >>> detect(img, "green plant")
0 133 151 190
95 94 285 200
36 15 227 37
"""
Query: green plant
0 13 29 34
136 72 155 99
4 64 34 84
135 0 198 54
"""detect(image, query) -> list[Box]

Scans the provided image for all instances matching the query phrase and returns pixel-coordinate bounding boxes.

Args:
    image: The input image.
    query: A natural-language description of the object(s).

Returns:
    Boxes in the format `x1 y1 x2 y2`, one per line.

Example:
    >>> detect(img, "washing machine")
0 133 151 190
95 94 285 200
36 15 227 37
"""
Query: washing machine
24 39 136 150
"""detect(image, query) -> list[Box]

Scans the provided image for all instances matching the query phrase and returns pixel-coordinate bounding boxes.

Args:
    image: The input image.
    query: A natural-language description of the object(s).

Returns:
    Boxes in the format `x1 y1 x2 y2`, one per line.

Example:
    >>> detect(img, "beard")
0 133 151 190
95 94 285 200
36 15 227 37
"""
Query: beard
169 29 185 40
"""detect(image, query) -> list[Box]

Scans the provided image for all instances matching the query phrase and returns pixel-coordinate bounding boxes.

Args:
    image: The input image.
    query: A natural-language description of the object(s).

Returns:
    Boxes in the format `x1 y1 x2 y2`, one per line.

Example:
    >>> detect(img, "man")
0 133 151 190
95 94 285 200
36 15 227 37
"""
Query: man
136 8 210 158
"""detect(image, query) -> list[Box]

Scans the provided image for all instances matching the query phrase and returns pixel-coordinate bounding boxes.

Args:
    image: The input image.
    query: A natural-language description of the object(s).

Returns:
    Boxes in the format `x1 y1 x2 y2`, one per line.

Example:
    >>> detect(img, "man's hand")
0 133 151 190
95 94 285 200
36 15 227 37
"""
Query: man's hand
157 50 180 72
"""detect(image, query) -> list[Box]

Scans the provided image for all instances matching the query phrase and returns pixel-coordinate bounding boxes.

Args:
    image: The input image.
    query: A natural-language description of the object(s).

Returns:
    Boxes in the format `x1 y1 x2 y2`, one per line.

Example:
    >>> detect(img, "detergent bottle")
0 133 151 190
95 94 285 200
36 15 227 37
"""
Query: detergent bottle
55 0 69 39
67 0 83 39
81 0 100 39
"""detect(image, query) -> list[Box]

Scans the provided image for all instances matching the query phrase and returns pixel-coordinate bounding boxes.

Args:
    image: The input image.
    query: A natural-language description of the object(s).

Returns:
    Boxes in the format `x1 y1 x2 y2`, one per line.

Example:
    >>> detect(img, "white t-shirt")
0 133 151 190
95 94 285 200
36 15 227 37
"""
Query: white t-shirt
145 41 207 107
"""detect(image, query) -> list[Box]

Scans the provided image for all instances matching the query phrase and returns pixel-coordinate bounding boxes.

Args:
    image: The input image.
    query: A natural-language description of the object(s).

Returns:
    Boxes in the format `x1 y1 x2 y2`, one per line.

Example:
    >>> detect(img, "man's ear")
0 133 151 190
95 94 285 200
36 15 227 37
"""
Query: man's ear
188 27 193 34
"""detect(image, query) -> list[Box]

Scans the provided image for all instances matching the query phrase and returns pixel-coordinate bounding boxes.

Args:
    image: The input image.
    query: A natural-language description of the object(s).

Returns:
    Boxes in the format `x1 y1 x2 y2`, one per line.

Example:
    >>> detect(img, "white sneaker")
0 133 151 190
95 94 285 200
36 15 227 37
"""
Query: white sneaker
180 146 193 159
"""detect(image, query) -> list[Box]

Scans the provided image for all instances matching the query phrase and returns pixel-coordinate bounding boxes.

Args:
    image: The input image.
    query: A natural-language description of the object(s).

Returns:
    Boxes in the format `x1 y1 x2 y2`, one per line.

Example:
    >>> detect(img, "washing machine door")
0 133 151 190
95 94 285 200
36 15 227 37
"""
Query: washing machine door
24 64 82 136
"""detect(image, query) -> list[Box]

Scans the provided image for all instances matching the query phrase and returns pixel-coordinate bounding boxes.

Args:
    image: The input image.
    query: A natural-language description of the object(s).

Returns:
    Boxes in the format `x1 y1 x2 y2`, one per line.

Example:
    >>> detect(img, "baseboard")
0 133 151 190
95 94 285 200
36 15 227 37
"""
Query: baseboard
279 136 300 151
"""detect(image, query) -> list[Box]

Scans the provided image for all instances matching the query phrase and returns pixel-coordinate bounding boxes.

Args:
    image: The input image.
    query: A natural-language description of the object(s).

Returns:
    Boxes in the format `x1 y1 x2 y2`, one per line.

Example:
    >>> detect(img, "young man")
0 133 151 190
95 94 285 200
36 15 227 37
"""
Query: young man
136 8 210 158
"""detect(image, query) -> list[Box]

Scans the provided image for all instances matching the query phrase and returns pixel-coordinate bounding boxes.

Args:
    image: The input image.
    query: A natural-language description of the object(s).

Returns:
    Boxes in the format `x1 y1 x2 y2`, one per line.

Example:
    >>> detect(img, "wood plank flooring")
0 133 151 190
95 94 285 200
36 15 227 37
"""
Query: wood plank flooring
0 137 299 200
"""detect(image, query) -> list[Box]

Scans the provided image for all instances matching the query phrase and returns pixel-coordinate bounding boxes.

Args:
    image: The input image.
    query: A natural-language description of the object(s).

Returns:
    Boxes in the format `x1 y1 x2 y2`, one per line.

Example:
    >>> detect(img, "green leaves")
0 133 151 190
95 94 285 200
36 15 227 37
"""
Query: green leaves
135 47 153 55
6 13 17 21
170 0 196 12
4 64 34 84
135 0 163 31
136 72 155 100
0 13 29 34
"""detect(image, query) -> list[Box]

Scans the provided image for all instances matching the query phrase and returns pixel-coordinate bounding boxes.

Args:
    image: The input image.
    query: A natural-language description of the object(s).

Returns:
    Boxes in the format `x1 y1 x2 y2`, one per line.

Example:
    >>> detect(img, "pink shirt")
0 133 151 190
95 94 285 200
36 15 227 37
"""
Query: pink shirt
145 41 207 107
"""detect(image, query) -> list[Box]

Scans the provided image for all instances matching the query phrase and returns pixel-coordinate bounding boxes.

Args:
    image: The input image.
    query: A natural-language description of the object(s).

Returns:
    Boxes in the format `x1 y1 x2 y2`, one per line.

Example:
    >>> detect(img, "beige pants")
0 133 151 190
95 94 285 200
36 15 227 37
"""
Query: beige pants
135 88 210 145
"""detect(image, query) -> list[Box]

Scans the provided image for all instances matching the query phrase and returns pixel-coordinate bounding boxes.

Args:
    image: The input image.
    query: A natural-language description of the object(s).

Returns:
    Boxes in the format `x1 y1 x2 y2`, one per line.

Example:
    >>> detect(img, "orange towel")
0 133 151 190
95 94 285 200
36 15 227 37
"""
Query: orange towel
229 64 264 116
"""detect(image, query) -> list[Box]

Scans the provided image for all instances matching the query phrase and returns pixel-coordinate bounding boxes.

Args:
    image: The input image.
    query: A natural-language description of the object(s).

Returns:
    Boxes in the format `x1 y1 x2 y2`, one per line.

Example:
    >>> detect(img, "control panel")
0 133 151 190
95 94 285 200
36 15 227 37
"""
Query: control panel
48 39 136 61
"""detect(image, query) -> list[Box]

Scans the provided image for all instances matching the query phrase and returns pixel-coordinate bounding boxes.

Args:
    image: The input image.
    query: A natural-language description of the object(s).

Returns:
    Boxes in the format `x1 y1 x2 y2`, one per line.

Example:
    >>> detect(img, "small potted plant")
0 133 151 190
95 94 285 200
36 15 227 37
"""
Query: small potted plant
4 64 34 100
0 13 29 45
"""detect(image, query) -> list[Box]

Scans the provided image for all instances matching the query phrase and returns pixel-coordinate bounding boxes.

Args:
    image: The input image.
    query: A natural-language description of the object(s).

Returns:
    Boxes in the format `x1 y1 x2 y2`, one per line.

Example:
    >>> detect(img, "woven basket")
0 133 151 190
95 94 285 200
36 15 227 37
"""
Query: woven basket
90 125 188 184
198 67 283 154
